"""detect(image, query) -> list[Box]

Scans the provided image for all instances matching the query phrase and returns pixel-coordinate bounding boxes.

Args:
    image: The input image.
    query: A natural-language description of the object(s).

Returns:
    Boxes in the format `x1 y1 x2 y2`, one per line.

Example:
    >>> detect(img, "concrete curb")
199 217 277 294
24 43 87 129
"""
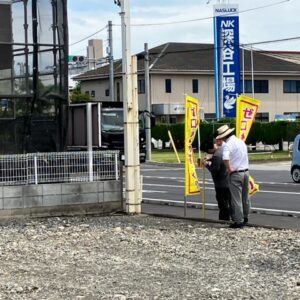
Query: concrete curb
142 199 300 218
143 212 296 231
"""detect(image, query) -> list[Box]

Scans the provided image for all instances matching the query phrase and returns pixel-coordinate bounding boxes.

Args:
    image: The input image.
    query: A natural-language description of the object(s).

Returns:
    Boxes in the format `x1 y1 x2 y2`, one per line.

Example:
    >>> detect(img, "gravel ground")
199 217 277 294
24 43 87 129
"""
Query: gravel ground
0 214 299 300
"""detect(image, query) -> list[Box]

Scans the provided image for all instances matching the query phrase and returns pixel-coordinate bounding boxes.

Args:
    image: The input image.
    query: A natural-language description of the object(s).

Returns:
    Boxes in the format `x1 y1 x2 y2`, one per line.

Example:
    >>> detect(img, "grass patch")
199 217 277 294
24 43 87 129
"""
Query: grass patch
151 149 292 163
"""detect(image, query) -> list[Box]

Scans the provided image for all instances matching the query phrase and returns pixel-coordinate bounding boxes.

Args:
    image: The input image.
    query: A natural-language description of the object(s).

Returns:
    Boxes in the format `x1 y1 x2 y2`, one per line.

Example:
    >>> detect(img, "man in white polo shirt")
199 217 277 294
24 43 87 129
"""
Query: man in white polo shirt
216 125 249 229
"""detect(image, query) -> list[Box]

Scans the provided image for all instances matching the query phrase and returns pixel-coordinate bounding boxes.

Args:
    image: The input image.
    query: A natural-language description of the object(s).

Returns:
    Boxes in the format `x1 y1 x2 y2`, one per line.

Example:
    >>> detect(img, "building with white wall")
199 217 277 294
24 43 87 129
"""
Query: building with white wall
74 42 300 122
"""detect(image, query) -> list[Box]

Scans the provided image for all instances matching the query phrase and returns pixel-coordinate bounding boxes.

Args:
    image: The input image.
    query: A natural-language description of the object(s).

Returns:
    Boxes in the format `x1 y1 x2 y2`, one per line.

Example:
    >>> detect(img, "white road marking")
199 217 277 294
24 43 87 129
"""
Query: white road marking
142 168 184 171
143 183 300 195
143 190 167 193
142 175 299 187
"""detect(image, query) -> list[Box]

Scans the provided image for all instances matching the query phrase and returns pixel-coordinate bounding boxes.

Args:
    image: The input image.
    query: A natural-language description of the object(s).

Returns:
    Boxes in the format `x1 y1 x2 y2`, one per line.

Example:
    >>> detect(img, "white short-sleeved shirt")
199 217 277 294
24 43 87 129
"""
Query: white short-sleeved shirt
222 135 249 171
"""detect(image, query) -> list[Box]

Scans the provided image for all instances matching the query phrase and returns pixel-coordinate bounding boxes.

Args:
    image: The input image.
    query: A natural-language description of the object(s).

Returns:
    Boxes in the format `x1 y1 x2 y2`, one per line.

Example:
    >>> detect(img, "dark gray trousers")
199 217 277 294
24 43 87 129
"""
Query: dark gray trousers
229 171 250 223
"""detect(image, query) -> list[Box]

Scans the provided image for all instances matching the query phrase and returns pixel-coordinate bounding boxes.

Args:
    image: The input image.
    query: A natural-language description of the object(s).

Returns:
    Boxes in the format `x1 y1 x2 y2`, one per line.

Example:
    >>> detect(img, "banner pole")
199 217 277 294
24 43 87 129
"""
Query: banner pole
202 165 206 218
168 130 181 163
197 113 202 218
197 123 201 160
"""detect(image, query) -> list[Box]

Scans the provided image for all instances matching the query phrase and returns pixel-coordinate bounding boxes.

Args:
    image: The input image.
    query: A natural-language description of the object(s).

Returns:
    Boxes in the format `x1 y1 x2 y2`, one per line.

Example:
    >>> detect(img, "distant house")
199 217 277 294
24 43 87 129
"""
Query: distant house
73 42 300 122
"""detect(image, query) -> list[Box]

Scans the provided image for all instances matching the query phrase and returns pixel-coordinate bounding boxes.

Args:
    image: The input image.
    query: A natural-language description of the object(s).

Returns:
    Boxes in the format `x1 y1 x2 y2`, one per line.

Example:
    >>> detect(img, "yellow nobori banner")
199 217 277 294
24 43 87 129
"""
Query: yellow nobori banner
236 95 261 197
249 175 260 196
236 95 261 142
184 95 200 196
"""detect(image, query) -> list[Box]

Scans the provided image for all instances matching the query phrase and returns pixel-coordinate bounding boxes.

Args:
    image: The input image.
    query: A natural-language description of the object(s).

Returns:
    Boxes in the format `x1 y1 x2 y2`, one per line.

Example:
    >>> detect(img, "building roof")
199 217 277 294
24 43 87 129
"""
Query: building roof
258 50 300 65
74 42 300 81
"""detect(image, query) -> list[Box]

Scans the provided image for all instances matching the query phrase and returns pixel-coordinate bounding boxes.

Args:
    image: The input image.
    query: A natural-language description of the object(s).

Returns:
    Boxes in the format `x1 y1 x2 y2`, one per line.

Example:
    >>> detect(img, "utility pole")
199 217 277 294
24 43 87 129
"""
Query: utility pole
117 0 141 214
251 46 255 100
144 43 151 161
108 20 115 101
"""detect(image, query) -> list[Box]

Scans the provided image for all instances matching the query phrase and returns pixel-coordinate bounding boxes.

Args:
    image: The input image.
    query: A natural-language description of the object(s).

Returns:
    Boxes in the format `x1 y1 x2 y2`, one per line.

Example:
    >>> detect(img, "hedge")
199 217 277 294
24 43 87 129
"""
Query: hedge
151 121 300 149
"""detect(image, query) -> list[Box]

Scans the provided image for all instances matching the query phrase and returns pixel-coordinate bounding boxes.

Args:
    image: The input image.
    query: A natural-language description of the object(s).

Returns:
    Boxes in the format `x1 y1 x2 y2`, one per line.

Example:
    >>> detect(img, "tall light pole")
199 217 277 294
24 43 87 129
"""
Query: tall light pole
144 43 151 161
108 20 115 101
115 0 141 214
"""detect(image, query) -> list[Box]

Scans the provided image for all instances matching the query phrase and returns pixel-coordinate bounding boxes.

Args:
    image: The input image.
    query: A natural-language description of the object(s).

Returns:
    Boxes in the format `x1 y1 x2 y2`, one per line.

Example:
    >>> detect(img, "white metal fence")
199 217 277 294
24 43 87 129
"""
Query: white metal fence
0 151 120 186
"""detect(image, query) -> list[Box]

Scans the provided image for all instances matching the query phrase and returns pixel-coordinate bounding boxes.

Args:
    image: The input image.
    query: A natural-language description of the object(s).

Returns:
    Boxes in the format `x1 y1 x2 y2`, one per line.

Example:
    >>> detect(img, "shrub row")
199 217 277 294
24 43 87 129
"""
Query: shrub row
151 120 300 149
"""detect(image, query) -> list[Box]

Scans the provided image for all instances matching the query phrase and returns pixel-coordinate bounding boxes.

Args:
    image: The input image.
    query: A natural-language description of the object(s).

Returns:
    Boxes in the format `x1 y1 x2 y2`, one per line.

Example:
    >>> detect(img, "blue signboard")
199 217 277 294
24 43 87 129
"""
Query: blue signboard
214 5 240 118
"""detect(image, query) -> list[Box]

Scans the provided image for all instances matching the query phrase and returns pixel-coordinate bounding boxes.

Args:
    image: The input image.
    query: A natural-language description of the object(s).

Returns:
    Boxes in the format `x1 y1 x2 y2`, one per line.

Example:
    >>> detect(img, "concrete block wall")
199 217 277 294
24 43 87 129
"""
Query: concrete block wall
0 180 122 219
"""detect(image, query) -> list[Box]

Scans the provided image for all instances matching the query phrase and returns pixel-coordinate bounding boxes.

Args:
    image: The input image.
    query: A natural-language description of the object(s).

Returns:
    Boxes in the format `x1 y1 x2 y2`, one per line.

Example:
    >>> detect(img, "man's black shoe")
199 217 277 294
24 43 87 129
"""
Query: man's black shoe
243 218 248 225
229 222 244 229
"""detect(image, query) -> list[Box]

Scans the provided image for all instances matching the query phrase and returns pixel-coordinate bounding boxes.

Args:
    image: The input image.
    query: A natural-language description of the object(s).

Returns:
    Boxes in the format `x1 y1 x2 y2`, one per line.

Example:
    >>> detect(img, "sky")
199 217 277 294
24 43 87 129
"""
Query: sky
68 0 300 59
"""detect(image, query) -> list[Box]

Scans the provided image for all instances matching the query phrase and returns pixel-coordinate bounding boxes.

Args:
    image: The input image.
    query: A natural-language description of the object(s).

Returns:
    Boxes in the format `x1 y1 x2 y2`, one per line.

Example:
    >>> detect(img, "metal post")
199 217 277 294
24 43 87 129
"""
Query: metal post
23 0 29 96
115 152 119 180
87 103 93 182
144 43 151 161
219 35 223 119
108 20 115 101
251 46 255 99
202 165 206 218
242 47 245 94
197 123 201 159
34 155 38 185
51 0 58 88
197 107 204 159
120 0 141 214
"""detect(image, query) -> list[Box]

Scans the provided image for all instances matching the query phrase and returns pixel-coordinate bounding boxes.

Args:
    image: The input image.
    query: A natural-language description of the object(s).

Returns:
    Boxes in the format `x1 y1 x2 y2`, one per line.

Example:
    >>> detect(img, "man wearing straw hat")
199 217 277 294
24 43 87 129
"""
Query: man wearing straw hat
216 125 249 229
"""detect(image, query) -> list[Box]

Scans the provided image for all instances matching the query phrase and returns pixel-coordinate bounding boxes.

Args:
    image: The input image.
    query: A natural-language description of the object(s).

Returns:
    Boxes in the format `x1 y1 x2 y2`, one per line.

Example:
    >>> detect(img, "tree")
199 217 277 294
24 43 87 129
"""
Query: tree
70 82 90 103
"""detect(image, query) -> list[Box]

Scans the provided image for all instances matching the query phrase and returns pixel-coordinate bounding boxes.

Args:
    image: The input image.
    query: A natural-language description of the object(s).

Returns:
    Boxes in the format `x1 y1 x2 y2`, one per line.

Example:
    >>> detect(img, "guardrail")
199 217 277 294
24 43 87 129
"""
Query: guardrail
0 151 120 186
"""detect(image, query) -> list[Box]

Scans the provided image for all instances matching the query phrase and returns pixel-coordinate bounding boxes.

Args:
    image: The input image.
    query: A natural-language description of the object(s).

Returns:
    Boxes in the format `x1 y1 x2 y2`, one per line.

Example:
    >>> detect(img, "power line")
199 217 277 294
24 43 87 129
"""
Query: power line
69 25 107 47
242 43 300 64
145 36 300 58
111 0 289 27
69 1 290 48
68 0 294 55
242 36 300 47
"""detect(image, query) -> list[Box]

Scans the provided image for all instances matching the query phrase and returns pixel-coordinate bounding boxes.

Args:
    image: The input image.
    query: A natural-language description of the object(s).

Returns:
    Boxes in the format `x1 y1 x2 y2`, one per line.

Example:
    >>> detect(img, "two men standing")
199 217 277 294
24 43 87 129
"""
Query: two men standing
201 124 250 229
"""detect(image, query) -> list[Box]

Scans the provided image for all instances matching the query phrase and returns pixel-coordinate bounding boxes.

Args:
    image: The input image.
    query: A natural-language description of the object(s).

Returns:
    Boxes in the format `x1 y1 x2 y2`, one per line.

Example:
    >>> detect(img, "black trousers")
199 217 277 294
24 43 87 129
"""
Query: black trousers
215 187 232 221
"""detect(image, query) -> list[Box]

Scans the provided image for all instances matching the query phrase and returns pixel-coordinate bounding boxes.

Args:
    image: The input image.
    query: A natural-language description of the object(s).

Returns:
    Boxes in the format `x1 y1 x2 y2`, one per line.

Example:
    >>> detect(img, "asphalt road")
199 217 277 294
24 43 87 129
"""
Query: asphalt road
141 161 300 219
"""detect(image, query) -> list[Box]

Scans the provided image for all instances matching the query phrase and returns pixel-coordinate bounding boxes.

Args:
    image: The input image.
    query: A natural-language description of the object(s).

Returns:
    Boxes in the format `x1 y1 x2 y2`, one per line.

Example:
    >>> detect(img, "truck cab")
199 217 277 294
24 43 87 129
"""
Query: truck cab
100 105 147 162
291 134 300 183
67 102 147 162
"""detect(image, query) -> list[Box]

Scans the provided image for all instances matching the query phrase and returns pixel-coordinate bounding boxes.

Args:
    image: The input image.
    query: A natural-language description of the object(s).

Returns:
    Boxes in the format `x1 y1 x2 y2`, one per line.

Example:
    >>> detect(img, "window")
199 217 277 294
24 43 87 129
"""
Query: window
85 91 89 96
283 80 300 93
255 112 269 122
91 90 95 98
255 80 269 93
161 116 167 123
284 112 299 115
192 79 199 93
116 82 120 102
204 113 216 121
165 79 172 93
284 112 300 120
138 79 145 94
170 116 177 124
244 80 269 93
105 89 109 97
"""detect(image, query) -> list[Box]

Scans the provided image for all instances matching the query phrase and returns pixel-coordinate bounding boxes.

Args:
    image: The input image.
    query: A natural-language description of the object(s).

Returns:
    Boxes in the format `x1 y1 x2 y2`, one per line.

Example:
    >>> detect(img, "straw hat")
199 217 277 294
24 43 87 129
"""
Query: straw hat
216 124 235 139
